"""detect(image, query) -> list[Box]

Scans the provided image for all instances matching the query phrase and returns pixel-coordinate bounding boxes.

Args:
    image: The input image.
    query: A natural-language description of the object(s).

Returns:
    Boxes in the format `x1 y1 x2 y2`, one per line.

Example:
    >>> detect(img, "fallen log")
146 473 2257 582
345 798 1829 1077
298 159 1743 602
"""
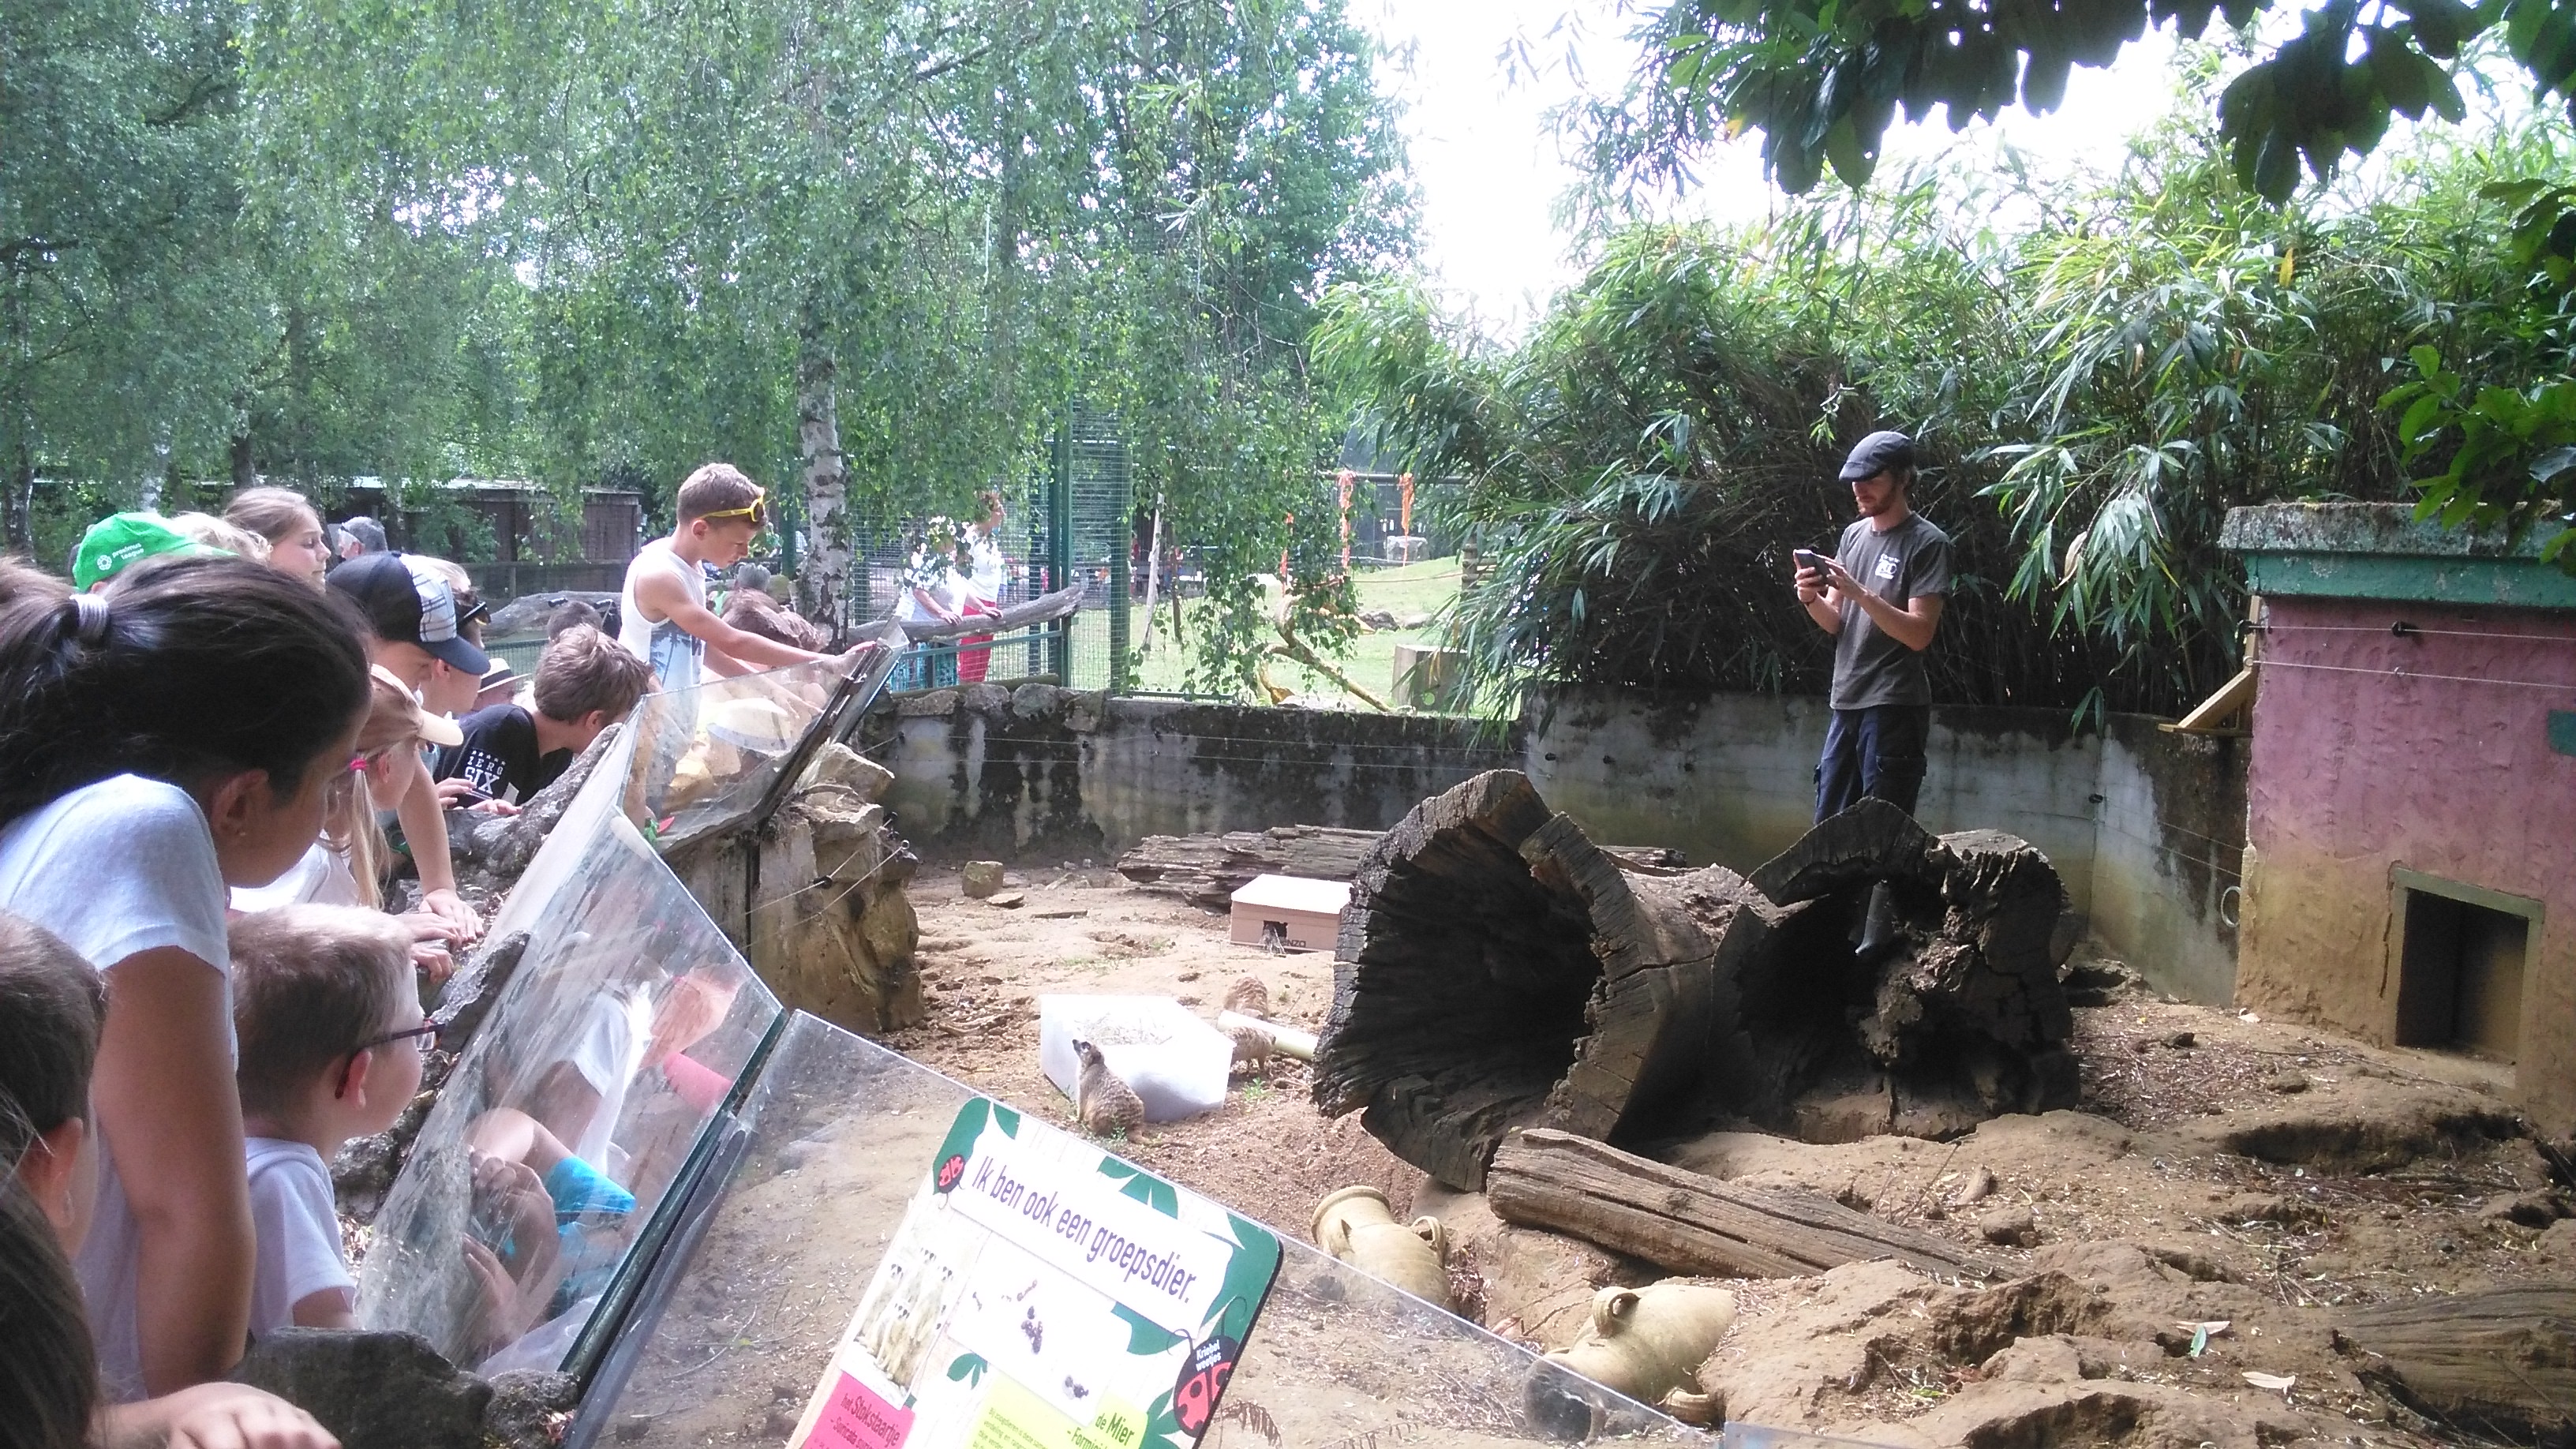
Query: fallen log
1488 1129 1996 1280
1116 824 1686 912
2334 1286 2576 1439
1311 771 2077 1189
897 584 1086 642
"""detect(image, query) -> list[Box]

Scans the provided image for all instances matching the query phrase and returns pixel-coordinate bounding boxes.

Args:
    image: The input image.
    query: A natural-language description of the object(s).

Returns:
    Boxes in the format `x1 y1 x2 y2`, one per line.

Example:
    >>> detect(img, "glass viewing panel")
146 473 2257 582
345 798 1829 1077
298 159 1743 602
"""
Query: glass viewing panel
621 620 905 851
571 1015 1698 1449
355 739 786 1375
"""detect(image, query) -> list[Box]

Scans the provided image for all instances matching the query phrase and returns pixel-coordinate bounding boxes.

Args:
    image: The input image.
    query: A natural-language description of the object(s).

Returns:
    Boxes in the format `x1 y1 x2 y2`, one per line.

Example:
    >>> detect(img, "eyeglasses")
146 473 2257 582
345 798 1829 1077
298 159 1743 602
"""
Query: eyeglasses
354 1022 438 1055
699 488 768 526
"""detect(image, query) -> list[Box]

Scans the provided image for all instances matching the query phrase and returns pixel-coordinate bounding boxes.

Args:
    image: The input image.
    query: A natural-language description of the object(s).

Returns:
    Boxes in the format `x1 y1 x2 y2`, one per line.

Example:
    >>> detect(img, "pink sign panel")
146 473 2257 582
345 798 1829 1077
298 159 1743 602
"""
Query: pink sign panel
811 1372 915 1449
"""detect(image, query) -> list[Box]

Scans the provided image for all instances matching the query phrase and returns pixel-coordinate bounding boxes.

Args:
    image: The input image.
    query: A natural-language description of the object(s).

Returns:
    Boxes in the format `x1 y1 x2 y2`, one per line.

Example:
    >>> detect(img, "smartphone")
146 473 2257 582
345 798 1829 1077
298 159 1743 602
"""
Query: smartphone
1793 548 1833 576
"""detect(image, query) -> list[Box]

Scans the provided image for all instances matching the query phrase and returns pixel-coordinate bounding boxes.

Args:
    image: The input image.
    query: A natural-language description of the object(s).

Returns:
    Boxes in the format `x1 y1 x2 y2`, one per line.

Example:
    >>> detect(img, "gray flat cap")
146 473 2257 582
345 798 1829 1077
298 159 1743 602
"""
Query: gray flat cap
1839 430 1917 481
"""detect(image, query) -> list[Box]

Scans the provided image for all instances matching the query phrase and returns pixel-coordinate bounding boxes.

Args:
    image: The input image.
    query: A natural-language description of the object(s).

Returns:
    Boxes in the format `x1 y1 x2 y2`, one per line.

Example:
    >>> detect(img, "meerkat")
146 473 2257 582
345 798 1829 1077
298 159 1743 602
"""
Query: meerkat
1071 1039 1146 1137
1226 1020 1274 1075
1222 974 1271 1018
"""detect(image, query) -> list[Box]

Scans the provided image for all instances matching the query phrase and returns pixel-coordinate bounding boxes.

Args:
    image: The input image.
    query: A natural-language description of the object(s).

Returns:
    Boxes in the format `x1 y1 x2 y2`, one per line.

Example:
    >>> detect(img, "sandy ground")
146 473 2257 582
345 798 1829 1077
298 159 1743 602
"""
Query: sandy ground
864 864 2574 1448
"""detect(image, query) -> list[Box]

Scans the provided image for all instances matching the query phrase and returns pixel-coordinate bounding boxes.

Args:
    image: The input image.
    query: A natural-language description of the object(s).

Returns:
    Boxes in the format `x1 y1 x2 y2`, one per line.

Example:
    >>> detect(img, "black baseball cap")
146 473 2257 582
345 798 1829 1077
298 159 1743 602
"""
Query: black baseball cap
328 552 491 675
1839 429 1917 481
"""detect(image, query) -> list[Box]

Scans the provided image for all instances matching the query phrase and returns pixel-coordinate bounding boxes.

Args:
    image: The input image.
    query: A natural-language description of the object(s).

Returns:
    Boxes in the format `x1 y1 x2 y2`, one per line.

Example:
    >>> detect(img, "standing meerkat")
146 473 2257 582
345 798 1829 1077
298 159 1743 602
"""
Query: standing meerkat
1223 974 1271 1017
1071 1039 1146 1137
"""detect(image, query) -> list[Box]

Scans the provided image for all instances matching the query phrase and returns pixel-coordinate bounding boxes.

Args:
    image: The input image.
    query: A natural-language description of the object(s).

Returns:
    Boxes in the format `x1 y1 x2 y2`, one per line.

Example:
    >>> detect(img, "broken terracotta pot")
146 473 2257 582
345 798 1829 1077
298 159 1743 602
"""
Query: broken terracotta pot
1526 1281 1735 1434
1311 1185 1452 1309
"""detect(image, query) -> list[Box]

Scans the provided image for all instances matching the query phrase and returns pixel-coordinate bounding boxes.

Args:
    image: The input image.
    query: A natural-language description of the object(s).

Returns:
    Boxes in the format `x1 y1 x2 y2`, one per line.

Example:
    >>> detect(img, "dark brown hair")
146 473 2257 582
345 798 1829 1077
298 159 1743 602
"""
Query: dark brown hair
0 1178 95 1449
675 462 759 522
0 556 372 831
533 624 653 724
230 905 413 1115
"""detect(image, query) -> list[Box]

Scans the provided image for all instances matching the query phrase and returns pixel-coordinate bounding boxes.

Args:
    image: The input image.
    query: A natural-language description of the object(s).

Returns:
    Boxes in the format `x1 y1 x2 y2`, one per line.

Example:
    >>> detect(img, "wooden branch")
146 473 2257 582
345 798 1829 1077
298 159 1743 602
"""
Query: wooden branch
2334 1286 2576 1436
896 584 1084 642
1488 1129 1996 1281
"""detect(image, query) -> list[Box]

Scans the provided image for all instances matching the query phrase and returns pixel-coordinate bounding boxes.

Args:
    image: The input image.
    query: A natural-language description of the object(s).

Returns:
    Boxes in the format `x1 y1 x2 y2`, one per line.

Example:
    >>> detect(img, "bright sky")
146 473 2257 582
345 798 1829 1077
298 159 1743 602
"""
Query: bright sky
1361 0 2188 339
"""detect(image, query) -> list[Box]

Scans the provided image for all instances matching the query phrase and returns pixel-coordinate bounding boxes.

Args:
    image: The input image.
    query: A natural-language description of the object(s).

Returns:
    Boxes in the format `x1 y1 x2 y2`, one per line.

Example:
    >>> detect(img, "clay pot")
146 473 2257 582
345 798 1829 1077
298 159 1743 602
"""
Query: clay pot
1533 1282 1735 1421
1311 1185 1451 1308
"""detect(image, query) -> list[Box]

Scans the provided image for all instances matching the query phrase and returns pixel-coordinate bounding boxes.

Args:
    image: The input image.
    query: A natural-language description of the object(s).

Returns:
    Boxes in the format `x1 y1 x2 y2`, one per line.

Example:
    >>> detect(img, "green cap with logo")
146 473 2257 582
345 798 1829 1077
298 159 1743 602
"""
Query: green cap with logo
72 513 227 590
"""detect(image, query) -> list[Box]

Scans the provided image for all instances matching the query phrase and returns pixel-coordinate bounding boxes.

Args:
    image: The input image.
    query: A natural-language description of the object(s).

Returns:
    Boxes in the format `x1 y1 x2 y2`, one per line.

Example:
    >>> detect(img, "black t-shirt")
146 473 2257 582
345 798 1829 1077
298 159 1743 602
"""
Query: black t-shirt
432 703 572 805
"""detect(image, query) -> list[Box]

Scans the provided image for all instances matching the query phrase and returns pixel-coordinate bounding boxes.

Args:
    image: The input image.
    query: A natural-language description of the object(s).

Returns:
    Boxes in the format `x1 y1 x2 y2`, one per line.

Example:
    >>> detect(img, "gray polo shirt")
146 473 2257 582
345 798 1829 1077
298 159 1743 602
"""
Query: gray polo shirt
1830 512 1952 710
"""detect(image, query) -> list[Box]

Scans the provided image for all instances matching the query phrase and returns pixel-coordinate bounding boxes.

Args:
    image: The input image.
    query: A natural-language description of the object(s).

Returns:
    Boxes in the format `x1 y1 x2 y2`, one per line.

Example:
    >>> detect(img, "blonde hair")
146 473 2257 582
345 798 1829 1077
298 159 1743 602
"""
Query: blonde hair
324 671 436 908
167 512 271 563
230 905 414 1115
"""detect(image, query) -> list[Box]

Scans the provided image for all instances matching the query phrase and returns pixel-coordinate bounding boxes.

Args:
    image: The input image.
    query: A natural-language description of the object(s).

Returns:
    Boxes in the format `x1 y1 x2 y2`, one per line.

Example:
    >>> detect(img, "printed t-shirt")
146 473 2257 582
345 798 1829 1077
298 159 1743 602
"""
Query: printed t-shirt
0 773 230 1402
433 702 571 805
1829 512 1954 710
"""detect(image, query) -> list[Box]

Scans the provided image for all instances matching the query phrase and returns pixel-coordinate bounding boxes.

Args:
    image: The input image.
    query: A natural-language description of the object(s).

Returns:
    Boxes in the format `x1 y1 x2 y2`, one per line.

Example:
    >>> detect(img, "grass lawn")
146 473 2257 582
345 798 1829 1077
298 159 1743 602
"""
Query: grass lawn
1066 557 1475 710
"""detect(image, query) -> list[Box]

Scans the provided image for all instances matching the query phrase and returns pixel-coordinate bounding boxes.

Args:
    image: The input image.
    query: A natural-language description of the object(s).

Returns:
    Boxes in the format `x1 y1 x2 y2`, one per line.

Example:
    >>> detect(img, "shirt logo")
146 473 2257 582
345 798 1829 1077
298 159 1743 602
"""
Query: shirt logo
1875 554 1900 581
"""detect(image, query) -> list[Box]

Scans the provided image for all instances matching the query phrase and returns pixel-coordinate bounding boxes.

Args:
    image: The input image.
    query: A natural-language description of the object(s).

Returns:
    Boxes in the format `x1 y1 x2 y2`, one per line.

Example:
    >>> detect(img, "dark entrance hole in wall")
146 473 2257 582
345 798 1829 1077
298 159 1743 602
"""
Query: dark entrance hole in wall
2394 875 2537 1061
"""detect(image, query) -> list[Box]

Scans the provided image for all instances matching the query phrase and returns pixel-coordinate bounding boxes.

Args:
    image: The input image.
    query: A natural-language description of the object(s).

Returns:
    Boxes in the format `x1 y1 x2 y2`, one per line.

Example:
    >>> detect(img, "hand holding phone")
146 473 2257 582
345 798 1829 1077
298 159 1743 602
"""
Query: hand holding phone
1793 548 1833 582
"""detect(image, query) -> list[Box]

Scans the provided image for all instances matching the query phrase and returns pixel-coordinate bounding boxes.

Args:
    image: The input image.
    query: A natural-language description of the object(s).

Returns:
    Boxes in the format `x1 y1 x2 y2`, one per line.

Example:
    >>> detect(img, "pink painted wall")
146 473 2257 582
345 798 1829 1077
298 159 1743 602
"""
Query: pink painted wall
2237 595 2576 1131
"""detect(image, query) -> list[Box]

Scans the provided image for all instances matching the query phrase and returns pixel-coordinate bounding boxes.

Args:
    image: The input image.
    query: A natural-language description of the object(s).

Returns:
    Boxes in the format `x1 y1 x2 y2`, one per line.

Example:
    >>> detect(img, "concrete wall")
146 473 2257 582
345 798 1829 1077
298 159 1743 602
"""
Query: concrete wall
871 681 2244 1005
2235 595 2576 1132
867 683 1524 864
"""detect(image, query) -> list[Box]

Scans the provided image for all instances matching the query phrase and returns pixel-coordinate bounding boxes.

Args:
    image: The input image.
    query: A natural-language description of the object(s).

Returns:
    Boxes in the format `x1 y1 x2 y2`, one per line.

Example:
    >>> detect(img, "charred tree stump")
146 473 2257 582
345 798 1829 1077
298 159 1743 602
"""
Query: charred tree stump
1488 1129 1995 1279
1312 772 2080 1189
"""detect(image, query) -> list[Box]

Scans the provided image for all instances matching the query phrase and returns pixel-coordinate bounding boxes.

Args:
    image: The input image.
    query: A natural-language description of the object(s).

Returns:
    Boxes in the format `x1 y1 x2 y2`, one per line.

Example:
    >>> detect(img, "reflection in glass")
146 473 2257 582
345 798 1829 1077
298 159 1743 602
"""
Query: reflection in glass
356 799 784 1373
568 1017 1697 1449
621 622 904 850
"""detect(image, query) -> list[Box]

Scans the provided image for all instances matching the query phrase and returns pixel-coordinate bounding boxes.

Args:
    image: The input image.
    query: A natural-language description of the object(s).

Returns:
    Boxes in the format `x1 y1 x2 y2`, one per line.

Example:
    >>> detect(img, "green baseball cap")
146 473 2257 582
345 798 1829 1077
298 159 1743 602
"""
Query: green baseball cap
72 512 224 590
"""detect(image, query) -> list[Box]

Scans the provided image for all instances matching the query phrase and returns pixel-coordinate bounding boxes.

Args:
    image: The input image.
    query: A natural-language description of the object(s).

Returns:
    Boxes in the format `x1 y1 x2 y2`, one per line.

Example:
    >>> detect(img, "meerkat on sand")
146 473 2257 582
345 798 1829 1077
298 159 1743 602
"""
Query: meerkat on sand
1222 974 1271 1017
1226 1020 1274 1074
1072 1039 1146 1137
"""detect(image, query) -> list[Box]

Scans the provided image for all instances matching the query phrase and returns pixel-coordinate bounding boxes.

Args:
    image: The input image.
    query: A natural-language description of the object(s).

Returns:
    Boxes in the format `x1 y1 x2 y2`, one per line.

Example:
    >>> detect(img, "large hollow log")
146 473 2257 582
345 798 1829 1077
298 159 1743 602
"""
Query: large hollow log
1312 771 2079 1189
1488 1129 1996 1280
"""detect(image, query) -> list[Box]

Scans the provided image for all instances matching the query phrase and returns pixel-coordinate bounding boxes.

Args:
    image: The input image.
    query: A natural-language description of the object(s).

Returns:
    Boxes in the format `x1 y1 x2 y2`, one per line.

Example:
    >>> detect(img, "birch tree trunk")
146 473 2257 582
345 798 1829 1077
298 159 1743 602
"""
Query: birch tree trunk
796 306 853 635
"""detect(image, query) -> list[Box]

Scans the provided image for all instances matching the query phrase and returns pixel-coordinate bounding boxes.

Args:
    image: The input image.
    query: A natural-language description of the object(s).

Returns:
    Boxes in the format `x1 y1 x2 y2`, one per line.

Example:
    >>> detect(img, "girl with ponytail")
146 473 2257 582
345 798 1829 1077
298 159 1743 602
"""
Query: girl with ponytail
0 556 372 1401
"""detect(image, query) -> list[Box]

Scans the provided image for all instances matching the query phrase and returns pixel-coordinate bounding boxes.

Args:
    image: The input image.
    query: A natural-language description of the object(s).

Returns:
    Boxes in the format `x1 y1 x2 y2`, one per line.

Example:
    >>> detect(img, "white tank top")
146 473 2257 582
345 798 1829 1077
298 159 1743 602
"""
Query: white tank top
619 538 706 692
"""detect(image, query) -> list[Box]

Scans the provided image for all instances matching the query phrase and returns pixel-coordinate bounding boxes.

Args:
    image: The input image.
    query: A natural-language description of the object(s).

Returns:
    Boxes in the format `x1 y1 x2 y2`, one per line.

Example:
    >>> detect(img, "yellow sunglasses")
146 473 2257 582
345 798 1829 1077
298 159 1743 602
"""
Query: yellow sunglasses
700 487 768 526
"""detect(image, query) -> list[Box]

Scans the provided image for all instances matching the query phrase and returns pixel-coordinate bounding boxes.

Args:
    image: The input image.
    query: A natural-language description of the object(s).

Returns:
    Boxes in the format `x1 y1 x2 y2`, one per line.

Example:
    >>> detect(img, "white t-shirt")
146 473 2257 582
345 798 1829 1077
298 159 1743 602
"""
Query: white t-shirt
245 1138 354 1338
619 538 707 693
229 841 361 913
564 987 654 1172
0 773 230 1402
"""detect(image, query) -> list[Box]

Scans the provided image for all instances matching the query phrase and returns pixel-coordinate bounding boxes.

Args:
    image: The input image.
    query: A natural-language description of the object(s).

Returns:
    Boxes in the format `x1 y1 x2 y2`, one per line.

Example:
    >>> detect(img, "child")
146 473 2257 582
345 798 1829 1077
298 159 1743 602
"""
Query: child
434 624 652 811
1 909 339 1449
0 555 373 1399
229 905 429 1335
619 462 845 690
223 485 333 590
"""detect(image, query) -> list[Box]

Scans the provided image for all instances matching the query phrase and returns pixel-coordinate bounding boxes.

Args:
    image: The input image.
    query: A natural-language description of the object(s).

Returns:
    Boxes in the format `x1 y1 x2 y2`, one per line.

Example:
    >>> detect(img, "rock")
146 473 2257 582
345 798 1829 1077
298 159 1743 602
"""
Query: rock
1062 690 1106 732
959 682 1013 715
1982 1334 2084 1383
2162 1031 2196 1050
1979 1204 2039 1246
483 1371 579 1449
1011 682 1066 717
897 687 958 717
231 1330 492 1449
989 892 1026 909
961 861 1006 899
1357 608 1399 631
801 742 893 803
2263 1069 2311 1094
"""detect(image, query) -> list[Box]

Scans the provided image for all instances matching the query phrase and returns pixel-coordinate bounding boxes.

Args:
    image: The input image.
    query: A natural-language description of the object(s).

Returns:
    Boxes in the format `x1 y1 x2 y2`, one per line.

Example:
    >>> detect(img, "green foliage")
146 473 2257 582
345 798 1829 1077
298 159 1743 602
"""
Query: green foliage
1579 0 2558 204
1322 99 2567 716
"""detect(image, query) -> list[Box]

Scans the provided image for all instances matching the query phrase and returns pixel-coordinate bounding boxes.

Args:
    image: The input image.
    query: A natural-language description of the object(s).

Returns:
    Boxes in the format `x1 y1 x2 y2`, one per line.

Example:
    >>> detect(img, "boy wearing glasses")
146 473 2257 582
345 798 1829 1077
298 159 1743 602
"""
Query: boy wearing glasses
230 904 431 1334
620 462 841 690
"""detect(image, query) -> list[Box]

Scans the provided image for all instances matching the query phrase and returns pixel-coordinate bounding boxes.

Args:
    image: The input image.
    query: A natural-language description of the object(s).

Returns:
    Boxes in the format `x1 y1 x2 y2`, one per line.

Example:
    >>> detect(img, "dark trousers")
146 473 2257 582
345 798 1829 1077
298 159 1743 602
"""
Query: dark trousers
1814 704 1932 822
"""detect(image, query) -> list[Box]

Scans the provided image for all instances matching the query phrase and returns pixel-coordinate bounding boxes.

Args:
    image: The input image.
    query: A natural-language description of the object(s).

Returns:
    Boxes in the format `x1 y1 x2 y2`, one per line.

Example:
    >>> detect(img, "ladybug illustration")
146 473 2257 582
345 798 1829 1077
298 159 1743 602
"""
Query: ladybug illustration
1170 1335 1238 1437
934 1153 968 1193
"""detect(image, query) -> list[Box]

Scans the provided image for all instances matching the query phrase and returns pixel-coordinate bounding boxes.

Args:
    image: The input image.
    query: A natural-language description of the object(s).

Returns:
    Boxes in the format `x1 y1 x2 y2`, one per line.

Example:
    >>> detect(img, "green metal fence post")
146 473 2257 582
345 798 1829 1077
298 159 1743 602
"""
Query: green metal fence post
1050 406 1073 683
1106 445 1131 694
